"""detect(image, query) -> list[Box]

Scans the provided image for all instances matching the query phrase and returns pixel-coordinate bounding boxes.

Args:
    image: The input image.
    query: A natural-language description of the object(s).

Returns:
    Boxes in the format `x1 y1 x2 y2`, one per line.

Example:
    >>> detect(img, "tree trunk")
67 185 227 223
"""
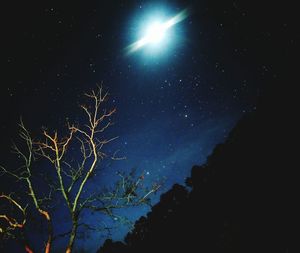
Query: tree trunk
65 214 78 253
38 209 52 253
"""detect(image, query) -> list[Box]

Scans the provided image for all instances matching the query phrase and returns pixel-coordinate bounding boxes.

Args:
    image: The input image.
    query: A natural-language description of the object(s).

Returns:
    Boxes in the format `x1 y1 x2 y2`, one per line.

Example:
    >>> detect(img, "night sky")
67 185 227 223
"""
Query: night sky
1 1 295 252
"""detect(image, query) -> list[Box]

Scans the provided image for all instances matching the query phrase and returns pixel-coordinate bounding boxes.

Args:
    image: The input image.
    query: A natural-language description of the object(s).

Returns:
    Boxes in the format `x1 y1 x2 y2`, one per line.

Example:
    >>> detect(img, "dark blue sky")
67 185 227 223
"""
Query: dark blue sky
1 0 291 251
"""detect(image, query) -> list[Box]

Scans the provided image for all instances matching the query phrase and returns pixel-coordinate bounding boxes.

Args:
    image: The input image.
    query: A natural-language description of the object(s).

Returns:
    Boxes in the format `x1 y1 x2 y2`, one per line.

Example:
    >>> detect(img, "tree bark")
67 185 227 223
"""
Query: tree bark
65 214 78 253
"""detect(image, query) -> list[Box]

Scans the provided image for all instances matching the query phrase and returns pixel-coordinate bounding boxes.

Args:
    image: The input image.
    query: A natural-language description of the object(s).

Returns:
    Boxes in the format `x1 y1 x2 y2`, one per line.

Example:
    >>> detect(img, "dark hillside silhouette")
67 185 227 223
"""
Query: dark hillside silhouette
97 92 290 253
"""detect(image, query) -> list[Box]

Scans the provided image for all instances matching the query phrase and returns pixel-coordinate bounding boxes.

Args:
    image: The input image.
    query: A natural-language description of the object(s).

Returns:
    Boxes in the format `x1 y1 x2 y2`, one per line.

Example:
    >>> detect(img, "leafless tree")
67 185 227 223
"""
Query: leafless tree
0 86 161 253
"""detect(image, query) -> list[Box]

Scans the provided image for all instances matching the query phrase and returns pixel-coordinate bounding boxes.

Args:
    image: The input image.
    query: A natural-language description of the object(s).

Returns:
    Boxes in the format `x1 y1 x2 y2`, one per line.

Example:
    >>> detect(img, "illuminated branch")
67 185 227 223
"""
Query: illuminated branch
35 129 75 211
0 165 27 181
0 194 26 230
32 86 117 253
0 86 162 253
0 194 34 252
66 87 117 253
1 120 53 253
71 87 116 214
81 170 162 223
139 184 161 203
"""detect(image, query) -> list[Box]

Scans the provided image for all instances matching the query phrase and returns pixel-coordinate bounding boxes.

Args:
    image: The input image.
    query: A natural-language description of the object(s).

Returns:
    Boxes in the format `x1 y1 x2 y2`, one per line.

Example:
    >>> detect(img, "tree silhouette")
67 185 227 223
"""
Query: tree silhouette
1 86 160 253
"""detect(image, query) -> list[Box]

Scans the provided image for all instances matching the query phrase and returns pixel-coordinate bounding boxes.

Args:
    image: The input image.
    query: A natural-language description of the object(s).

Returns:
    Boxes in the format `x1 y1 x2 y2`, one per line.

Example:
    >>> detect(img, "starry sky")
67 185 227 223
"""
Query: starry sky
0 1 295 252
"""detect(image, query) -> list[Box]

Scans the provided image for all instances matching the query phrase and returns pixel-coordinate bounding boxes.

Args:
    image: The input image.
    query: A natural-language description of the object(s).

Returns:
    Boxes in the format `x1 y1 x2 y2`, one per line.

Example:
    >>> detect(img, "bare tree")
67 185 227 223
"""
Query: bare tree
0 86 161 253
1 121 52 253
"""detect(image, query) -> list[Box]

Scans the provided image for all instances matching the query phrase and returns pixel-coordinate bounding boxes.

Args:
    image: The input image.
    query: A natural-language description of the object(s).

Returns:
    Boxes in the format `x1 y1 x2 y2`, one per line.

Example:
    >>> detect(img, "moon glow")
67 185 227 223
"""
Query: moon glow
126 8 189 54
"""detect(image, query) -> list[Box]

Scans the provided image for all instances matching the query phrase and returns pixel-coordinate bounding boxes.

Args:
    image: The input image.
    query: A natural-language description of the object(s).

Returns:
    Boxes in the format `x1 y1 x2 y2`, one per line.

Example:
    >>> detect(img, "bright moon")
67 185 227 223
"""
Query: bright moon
145 22 167 44
126 8 189 54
